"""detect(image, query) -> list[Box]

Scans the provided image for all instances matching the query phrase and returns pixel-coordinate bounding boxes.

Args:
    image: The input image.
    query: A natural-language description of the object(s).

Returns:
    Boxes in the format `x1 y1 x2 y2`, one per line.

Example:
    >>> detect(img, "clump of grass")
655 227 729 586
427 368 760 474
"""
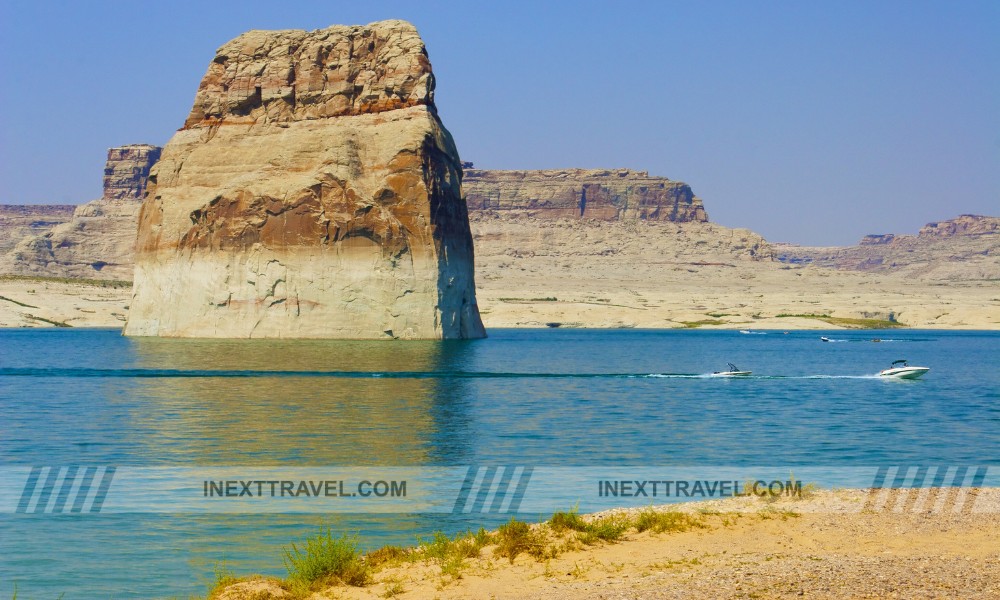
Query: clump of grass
774 313 905 329
211 560 238 590
678 319 726 328
634 509 706 534
381 576 405 598
417 528 492 581
787 472 820 500
549 507 587 533
549 508 629 546
25 314 71 327
758 507 801 520
498 296 558 302
282 526 370 587
419 528 491 561
364 545 408 568
577 514 630 545
798 482 821 499
0 295 38 308
494 518 547 563
0 274 132 288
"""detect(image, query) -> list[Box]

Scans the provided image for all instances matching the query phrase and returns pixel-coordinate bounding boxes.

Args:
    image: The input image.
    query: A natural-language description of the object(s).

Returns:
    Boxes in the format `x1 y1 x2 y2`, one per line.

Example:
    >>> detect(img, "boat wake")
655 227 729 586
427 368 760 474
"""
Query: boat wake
0 368 905 381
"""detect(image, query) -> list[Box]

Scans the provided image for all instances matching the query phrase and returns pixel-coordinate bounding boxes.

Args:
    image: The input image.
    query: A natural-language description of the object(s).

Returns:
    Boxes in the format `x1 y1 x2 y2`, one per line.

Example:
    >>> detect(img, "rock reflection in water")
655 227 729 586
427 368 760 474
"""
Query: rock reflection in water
123 338 482 464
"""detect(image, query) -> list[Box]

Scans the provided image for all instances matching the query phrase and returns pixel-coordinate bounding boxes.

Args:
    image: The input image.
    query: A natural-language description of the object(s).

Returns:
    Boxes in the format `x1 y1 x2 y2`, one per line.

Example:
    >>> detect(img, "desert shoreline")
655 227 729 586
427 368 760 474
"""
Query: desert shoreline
212 488 1000 600
2 275 999 331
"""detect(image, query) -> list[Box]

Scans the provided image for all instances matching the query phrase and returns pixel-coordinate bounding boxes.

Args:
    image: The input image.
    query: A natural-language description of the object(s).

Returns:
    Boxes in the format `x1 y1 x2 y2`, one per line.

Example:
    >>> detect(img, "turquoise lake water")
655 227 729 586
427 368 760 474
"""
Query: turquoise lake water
1 328 998 597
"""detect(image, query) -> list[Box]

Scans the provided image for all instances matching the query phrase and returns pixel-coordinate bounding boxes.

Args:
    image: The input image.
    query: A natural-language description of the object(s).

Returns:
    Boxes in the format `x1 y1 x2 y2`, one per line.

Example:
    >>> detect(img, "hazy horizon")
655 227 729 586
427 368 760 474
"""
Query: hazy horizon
1 1 996 245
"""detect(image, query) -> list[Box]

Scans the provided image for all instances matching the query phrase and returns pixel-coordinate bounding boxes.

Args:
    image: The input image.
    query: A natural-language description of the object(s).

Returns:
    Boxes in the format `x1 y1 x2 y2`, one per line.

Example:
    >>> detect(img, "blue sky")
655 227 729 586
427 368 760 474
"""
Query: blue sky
0 0 996 245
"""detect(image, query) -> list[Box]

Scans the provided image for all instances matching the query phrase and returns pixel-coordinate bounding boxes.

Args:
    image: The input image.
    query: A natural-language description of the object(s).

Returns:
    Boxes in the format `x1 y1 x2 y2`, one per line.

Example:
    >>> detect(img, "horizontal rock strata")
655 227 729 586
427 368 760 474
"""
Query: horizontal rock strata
464 168 708 222
103 144 162 201
0 205 75 254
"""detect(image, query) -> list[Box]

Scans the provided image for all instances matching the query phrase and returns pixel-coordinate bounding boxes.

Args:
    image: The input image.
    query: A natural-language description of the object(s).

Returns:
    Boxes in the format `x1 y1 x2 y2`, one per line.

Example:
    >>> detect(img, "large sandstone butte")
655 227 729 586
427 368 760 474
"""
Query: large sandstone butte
124 21 485 339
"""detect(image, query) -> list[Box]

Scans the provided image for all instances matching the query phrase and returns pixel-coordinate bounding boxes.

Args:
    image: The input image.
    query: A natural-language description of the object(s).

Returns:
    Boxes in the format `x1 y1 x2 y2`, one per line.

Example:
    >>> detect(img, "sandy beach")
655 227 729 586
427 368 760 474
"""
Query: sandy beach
0 276 130 328
214 488 1000 600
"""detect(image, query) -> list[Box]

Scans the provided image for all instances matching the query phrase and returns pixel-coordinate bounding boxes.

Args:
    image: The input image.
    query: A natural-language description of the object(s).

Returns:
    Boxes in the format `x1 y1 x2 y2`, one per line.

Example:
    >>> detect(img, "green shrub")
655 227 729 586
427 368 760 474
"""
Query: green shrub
494 518 545 563
282 526 369 586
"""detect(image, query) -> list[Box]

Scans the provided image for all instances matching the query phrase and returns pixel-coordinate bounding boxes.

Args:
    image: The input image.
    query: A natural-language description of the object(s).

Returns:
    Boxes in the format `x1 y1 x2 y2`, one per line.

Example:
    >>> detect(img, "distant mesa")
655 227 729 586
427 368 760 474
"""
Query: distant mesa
859 234 896 246
123 20 486 339
918 214 999 238
777 214 1000 280
103 144 161 201
859 215 998 246
464 168 708 223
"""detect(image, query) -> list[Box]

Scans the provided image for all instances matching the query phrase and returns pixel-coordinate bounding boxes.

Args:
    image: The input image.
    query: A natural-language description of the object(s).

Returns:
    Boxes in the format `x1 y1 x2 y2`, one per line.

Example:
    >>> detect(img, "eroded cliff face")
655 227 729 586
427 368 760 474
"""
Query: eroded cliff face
124 20 485 339
464 169 708 222
0 205 75 254
103 144 162 201
776 215 1000 280
0 145 161 280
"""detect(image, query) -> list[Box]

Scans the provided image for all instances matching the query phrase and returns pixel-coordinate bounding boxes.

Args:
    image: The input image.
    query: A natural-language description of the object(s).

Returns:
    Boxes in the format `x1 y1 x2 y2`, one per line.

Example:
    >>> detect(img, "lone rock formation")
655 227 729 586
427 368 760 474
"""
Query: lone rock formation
124 21 485 338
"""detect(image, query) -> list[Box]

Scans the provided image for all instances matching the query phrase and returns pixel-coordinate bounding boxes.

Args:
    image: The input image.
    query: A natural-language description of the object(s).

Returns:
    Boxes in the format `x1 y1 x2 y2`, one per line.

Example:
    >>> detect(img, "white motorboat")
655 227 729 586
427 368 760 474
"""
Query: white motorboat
712 362 752 377
879 359 929 379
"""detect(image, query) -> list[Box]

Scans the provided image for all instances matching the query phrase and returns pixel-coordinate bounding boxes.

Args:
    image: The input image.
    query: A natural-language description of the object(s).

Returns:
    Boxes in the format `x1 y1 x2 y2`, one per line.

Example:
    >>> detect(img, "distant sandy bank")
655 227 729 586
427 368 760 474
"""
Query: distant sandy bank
2 274 998 331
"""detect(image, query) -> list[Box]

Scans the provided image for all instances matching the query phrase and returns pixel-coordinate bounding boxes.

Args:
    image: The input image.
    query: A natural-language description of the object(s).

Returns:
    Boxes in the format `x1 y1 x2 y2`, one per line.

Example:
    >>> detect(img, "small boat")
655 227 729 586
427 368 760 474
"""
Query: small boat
879 359 929 380
713 362 752 377
820 336 830 342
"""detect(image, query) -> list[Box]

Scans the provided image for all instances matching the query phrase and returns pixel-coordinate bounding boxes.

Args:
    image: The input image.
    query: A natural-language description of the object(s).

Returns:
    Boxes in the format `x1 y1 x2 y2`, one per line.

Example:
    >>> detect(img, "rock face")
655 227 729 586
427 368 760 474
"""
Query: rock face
464 169 708 222
777 215 1000 280
124 21 485 339
103 144 162 200
0 146 162 280
918 214 999 238
0 201 142 280
0 205 76 254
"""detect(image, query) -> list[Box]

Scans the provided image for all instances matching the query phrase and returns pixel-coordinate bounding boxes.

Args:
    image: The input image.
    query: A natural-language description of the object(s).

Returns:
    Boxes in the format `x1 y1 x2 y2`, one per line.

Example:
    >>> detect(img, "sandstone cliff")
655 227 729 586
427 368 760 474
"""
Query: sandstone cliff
0 145 161 280
464 169 707 222
124 21 485 339
0 205 75 254
103 144 161 200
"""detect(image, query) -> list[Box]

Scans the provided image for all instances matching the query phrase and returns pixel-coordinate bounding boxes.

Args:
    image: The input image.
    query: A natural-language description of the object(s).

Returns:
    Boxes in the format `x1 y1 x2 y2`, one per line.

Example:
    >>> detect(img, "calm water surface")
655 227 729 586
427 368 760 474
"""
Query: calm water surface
1 328 998 597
